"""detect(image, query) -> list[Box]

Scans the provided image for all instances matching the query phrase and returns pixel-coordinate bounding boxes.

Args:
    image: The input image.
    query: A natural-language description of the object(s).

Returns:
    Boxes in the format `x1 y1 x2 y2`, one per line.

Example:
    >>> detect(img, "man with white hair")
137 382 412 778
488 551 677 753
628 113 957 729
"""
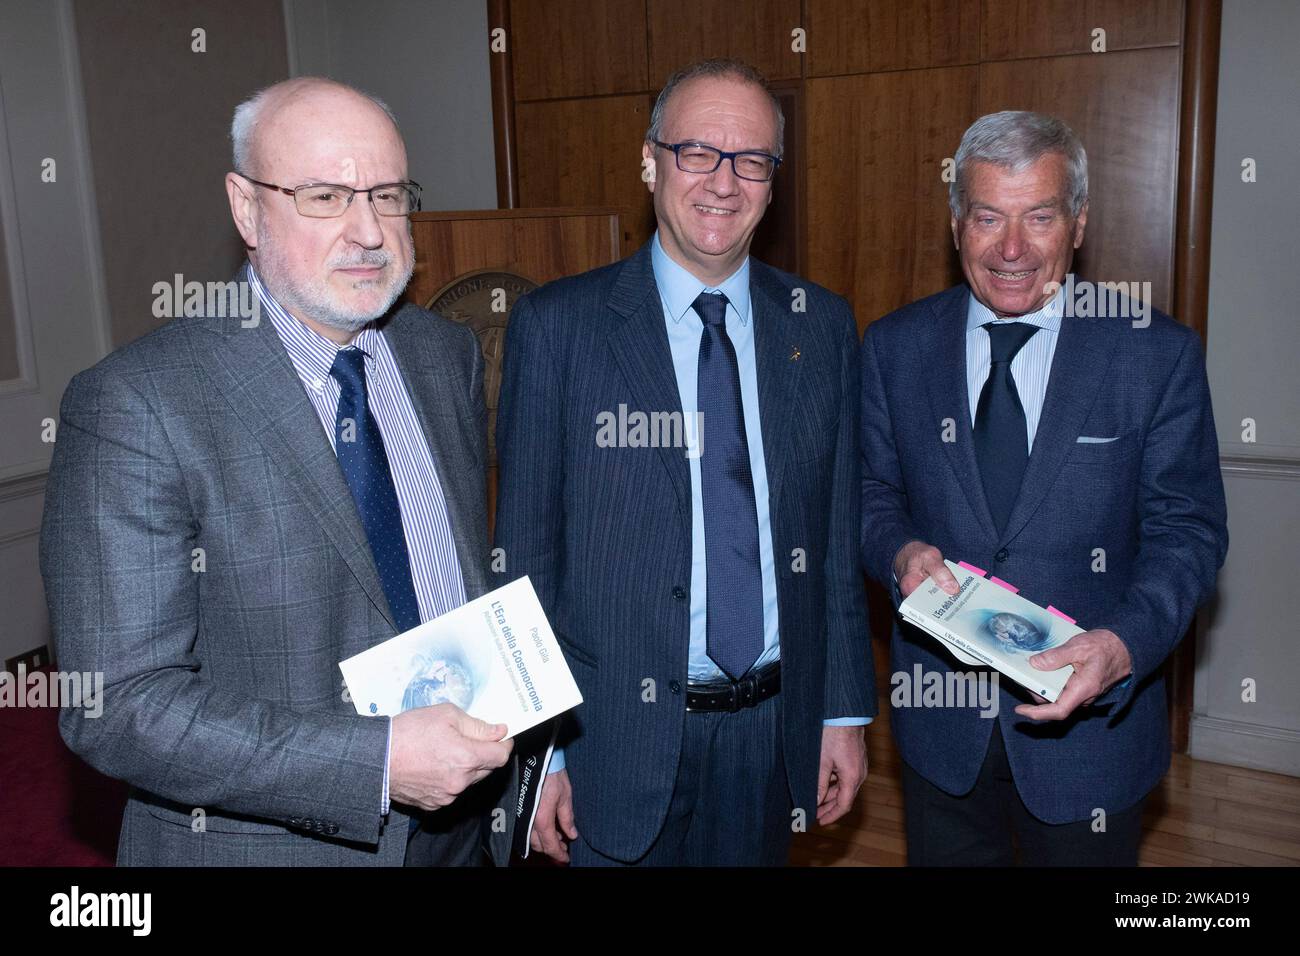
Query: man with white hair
41 77 514 866
859 111 1228 865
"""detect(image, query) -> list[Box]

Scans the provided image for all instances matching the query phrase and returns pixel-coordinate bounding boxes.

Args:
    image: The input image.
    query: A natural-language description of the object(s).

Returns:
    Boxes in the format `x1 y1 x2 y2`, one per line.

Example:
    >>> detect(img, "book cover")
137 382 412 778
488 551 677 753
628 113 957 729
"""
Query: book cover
338 576 583 738
899 560 1078 702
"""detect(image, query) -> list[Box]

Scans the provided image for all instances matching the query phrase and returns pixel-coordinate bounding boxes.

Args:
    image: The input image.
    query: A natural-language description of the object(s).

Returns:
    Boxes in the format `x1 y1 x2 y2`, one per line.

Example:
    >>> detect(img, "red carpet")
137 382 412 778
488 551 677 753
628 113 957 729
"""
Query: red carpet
0 668 126 866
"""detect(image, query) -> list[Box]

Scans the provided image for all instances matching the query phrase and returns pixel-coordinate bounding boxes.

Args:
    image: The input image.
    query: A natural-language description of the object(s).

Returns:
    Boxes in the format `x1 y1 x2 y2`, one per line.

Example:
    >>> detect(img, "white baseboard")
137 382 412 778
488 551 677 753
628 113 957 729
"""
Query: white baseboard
1189 714 1300 777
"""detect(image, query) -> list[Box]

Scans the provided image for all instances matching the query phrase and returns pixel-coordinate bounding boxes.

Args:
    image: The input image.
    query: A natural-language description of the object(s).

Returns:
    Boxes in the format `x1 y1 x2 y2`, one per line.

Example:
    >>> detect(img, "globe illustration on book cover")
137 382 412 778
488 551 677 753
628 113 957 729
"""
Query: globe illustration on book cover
957 608 1062 659
984 611 1053 654
398 630 492 713
402 656 476 710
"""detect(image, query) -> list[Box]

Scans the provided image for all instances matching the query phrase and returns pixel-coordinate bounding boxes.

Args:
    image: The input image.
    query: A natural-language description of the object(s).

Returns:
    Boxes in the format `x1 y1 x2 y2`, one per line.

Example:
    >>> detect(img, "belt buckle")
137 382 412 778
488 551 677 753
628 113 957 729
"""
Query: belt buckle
735 672 757 711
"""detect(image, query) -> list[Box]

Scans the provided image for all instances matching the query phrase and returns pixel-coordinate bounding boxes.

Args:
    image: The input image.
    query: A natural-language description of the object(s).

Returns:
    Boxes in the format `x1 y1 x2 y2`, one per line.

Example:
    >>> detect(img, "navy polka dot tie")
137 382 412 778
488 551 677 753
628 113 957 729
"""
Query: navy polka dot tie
329 347 421 633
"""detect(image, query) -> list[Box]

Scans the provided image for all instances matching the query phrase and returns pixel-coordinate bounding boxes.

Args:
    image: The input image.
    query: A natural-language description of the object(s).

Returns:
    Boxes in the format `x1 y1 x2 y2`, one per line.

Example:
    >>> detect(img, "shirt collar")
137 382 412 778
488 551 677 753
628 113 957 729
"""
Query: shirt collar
248 263 378 388
651 231 751 326
965 278 1066 334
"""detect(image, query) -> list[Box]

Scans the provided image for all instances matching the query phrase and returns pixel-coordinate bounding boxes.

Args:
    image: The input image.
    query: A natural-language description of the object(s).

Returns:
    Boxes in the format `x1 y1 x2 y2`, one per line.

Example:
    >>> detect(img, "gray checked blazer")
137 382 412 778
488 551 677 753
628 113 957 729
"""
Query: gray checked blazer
39 279 514 866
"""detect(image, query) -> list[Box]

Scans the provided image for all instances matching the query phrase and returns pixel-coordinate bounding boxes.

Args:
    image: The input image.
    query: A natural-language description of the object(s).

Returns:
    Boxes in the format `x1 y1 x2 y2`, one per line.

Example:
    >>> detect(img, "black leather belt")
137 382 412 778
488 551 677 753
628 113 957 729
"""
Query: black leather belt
686 662 781 713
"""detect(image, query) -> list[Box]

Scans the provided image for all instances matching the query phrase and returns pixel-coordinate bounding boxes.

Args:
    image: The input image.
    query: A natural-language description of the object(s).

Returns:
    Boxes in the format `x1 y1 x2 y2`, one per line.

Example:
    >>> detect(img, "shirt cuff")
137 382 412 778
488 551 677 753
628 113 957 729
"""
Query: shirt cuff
381 716 392 816
823 717 873 727
547 746 566 773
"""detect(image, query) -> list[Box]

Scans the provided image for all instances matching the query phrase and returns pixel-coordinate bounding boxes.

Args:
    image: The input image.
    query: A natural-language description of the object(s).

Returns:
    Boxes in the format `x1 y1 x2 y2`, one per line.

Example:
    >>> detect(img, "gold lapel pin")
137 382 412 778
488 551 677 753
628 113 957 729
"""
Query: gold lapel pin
790 346 801 362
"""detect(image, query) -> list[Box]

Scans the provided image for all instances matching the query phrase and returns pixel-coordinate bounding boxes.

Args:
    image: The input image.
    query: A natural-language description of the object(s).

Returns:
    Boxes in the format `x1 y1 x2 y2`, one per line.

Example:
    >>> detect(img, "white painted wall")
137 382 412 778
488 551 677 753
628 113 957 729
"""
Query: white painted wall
0 1 113 664
284 0 498 211
1195 0 1300 776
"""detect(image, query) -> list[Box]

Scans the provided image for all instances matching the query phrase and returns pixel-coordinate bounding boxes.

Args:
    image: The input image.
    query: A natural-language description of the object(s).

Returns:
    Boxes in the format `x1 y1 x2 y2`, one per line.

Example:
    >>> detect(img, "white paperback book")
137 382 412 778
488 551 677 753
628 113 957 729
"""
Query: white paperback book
338 576 582 738
899 559 1078 702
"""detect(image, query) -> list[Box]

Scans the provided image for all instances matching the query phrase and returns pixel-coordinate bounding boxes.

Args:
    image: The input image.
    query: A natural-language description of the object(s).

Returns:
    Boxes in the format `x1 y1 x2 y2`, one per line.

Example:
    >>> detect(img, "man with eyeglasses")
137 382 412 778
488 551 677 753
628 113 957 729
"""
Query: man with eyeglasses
42 77 514 867
494 58 874 865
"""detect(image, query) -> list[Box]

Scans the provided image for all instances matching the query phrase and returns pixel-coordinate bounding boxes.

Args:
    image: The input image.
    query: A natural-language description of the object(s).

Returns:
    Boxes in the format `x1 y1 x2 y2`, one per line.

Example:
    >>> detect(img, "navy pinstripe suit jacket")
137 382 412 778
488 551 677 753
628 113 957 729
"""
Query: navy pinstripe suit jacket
494 243 876 860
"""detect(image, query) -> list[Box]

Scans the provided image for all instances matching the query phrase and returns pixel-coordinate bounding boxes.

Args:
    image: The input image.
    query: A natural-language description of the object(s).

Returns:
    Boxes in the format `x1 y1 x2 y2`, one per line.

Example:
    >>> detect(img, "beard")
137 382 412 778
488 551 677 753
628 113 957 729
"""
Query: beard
254 211 415 334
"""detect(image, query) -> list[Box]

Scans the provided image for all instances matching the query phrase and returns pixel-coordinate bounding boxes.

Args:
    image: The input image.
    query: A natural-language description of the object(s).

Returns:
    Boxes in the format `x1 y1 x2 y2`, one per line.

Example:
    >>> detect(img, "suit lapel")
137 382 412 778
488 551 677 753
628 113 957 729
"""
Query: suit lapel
383 311 488 599
750 262 804 511
999 315 1117 543
198 310 397 630
606 247 692 524
918 286 999 539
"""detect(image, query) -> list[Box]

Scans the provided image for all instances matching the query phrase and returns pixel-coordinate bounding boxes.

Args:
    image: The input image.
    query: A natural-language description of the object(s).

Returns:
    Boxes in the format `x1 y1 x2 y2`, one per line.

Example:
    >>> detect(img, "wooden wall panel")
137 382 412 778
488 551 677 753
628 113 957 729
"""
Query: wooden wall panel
404 209 624 526
494 0 1209 761
510 0 647 100
806 67 979 329
405 209 622 305
749 85 802 276
807 0 980 76
647 0 802 84
515 94 655 253
982 0 1182 60
980 47 1182 313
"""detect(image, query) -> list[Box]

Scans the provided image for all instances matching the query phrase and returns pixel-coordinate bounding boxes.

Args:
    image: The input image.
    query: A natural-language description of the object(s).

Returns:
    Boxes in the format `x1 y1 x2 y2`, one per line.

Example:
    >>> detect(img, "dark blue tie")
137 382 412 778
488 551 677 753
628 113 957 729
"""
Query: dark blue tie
695 292 764 679
329 348 422 634
973 321 1040 537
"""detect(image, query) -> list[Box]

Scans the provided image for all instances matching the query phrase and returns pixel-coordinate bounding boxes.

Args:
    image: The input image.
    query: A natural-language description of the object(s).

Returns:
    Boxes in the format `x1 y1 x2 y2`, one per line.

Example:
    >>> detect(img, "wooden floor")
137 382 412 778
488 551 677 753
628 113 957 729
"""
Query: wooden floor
790 693 1300 867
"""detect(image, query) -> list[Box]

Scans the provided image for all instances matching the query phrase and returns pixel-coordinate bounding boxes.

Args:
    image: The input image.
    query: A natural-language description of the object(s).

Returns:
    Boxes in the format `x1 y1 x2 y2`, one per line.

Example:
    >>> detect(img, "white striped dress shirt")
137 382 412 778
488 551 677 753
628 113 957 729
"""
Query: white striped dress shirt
250 267 467 622
250 266 466 818
965 286 1064 453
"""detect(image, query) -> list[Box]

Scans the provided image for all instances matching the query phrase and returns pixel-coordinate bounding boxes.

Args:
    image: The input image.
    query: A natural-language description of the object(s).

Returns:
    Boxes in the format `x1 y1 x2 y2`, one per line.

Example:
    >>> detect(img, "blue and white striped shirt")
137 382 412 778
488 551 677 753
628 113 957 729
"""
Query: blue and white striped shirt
965 286 1064 452
250 265 466 816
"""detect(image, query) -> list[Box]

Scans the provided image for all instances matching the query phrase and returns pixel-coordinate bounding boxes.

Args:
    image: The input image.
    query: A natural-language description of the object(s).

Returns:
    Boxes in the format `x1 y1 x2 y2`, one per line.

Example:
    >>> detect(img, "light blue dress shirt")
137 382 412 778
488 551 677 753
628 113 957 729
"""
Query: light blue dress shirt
652 233 782 683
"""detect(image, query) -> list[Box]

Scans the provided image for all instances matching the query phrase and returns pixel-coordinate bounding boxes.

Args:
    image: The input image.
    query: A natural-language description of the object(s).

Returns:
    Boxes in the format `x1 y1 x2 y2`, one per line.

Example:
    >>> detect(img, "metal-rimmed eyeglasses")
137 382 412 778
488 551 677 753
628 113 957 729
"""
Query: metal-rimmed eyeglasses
236 173 422 218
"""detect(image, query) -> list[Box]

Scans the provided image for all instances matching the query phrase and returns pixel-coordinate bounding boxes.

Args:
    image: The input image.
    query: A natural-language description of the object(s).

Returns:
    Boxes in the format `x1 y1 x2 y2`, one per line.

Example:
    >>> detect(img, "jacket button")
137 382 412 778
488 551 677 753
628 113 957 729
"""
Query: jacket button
289 817 302 827
669 680 682 694
672 586 687 600
995 549 1009 563
326 823 339 835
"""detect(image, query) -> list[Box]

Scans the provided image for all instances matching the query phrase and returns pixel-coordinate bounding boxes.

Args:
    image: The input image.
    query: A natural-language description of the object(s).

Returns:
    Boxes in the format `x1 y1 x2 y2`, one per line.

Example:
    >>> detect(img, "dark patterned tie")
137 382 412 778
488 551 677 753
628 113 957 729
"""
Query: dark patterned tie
694 292 764 679
974 321 1040 536
329 347 421 633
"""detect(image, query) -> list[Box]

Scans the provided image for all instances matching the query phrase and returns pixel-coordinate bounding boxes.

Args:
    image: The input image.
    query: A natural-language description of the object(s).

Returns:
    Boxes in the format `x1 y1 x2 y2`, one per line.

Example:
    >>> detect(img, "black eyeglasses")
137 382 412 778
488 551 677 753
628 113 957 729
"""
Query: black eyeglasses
652 140 781 182
237 174 422 218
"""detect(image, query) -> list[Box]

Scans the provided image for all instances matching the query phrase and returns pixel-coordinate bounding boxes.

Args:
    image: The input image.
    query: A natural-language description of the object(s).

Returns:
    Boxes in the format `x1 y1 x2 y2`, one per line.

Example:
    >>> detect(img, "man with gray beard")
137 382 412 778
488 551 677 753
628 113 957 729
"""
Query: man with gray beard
40 77 514 866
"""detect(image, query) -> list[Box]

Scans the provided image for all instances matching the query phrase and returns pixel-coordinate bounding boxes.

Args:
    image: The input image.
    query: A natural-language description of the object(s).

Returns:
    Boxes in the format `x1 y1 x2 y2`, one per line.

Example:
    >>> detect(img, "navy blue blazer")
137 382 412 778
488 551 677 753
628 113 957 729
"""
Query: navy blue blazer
494 242 875 860
860 284 1228 824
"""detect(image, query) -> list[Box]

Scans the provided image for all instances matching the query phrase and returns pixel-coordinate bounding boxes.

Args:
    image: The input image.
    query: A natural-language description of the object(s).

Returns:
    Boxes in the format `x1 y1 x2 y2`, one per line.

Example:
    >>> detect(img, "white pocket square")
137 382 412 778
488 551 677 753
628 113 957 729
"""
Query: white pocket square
1076 435 1119 443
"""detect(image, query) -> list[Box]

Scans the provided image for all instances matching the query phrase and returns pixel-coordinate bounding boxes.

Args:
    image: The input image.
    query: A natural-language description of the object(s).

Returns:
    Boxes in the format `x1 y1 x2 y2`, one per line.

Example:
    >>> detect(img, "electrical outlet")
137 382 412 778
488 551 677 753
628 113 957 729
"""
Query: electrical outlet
4 645 52 674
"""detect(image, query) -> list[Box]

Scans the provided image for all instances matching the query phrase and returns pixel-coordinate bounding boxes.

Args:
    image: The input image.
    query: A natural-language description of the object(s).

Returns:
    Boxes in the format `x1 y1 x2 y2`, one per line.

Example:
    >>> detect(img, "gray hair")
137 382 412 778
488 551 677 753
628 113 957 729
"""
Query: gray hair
646 58 785 159
230 77 399 176
949 111 1088 219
